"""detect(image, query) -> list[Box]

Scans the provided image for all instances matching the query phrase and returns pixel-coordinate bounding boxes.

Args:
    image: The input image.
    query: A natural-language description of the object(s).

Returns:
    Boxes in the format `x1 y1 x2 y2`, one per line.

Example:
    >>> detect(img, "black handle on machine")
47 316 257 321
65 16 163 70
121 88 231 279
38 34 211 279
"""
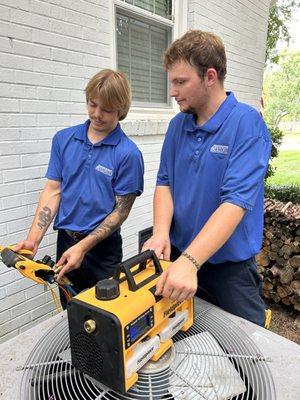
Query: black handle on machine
114 250 163 292
1 248 22 268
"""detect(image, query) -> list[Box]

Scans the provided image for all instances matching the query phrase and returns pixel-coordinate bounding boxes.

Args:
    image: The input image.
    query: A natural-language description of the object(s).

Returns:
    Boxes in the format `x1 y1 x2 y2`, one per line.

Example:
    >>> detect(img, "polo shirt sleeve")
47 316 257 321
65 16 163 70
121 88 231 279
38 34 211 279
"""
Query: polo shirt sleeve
114 148 144 196
45 133 62 181
156 120 175 186
220 110 271 211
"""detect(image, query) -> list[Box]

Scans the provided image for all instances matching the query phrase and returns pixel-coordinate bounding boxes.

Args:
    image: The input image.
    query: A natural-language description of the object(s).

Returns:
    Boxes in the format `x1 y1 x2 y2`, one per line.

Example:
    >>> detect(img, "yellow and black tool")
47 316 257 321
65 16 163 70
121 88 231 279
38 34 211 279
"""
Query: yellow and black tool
0 246 55 284
68 250 194 394
0 245 75 310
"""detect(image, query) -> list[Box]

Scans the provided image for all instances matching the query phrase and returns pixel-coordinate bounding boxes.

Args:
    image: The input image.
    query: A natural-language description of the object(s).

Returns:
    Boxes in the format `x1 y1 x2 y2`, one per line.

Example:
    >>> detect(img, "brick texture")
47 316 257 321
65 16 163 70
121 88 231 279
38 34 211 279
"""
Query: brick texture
188 0 270 108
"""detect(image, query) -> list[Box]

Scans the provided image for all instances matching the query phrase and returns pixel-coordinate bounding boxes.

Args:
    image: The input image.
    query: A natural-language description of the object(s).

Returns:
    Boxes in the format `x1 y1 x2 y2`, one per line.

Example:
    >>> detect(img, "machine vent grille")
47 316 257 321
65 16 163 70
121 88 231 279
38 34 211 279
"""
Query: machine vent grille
72 332 103 377
20 300 276 400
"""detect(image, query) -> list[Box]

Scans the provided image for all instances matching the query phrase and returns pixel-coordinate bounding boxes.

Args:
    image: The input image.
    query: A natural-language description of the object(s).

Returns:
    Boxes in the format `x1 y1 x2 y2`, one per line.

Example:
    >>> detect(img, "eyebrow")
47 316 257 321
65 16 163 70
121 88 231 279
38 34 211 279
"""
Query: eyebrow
170 76 188 82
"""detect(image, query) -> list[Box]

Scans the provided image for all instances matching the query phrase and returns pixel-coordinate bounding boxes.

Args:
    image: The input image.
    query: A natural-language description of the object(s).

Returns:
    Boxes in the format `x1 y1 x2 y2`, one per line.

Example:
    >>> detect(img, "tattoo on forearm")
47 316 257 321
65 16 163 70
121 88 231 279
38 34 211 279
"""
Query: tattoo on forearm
37 206 52 230
114 194 136 222
90 194 136 242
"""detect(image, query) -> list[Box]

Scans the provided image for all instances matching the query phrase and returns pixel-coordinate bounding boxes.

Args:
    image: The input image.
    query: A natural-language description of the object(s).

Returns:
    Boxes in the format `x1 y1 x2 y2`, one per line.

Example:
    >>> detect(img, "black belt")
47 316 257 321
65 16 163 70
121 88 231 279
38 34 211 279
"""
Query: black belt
65 229 88 242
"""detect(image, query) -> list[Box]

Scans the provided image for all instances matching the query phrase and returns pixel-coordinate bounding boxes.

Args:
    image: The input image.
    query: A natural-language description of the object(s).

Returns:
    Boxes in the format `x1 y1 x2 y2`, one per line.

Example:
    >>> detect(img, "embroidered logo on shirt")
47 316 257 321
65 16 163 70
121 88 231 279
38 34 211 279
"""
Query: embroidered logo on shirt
210 144 228 155
95 164 113 176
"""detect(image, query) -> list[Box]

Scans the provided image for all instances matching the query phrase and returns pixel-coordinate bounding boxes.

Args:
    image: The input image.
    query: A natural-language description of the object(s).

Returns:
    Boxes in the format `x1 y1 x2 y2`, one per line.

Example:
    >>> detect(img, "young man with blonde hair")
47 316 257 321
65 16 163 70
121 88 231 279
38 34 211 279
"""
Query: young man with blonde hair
143 30 271 326
15 69 144 307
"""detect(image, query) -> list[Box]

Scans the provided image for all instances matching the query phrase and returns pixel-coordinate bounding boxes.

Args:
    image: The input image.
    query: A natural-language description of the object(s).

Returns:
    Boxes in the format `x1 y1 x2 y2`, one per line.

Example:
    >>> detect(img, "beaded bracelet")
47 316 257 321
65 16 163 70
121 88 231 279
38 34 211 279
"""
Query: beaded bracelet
181 251 201 270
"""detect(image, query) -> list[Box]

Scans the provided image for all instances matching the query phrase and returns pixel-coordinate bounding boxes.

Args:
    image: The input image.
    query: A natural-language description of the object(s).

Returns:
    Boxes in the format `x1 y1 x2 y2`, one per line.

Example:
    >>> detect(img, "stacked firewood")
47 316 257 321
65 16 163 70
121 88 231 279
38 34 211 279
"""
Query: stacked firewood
256 198 300 312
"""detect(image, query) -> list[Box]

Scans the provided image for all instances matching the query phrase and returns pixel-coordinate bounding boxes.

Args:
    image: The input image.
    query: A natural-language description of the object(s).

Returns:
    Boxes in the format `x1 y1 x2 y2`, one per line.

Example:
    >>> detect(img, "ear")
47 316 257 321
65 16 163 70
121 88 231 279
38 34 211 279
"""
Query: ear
205 68 218 87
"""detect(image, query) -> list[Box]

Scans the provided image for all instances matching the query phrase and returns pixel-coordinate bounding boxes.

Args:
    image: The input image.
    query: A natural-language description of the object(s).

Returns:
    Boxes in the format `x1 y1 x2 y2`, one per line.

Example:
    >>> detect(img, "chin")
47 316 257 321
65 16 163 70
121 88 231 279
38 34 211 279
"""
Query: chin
180 106 193 114
92 122 105 130
177 102 191 113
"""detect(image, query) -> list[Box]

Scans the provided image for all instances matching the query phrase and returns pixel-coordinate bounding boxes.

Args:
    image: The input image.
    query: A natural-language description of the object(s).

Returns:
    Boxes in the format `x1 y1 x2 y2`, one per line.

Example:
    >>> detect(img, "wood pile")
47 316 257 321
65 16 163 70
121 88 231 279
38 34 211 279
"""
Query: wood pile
256 198 300 312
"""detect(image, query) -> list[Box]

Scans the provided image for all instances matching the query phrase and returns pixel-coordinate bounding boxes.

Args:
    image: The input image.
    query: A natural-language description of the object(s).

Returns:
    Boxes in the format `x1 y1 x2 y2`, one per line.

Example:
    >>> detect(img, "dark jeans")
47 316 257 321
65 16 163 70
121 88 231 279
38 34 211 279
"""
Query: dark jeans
56 229 122 309
170 245 266 326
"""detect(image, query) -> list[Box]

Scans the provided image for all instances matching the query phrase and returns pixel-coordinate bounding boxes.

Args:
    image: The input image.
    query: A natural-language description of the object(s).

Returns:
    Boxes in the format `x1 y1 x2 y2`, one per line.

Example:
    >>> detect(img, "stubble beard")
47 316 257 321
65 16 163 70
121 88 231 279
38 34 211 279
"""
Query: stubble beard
180 104 197 115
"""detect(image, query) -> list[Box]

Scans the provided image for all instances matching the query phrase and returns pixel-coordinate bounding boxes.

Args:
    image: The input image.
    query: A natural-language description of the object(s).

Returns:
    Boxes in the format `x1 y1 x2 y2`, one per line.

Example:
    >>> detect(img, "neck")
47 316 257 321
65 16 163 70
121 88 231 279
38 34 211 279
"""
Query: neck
87 122 118 144
196 89 227 126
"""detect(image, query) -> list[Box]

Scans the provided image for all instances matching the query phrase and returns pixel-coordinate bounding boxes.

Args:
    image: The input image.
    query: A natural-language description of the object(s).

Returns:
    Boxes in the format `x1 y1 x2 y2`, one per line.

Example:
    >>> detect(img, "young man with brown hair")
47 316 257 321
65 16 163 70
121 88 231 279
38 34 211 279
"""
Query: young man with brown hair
14 69 144 307
143 30 271 326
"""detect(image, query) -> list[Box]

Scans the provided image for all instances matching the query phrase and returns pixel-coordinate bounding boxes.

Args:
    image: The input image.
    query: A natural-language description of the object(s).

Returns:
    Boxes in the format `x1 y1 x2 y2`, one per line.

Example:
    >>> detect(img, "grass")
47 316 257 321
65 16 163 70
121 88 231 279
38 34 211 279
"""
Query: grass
267 150 300 185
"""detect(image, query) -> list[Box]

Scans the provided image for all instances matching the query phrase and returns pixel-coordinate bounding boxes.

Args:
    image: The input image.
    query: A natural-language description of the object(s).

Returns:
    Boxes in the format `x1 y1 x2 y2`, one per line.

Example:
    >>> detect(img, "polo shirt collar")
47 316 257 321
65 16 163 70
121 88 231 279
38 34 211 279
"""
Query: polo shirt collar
185 92 237 134
100 123 123 146
74 120 123 146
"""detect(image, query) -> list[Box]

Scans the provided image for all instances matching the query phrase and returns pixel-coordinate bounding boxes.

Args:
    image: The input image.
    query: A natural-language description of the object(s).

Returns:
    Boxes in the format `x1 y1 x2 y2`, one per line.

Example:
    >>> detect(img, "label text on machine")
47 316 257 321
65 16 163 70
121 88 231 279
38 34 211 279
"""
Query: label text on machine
163 301 183 318
137 346 155 366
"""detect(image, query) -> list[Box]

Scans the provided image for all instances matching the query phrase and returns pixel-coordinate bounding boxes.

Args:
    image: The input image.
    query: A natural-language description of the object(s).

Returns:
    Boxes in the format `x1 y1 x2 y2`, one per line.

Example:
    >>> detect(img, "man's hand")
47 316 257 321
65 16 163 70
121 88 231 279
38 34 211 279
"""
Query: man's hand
12 240 38 258
155 256 198 301
55 243 86 282
142 233 171 260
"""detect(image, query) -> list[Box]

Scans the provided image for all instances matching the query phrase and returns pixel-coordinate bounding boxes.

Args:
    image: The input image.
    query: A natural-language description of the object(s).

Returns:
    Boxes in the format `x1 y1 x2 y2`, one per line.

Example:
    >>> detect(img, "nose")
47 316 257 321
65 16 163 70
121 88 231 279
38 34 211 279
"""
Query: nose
94 107 103 119
169 84 178 98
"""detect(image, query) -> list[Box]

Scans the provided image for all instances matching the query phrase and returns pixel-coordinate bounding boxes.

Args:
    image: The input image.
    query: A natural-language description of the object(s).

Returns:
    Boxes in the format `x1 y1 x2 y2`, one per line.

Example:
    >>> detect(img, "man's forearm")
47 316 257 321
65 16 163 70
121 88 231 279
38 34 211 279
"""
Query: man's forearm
27 184 61 248
78 193 136 253
153 186 174 235
185 202 245 267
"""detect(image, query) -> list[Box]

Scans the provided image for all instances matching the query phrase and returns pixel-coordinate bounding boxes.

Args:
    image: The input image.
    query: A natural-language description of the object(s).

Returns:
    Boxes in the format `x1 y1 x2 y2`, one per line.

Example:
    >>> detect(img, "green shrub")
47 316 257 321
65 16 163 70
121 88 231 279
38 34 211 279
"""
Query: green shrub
265 183 300 204
265 125 284 180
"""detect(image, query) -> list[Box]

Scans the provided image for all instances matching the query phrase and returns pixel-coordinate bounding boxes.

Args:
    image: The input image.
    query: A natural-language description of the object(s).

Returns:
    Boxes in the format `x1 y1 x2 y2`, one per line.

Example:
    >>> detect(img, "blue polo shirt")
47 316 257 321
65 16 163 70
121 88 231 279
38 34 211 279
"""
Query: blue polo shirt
46 120 144 233
157 92 271 263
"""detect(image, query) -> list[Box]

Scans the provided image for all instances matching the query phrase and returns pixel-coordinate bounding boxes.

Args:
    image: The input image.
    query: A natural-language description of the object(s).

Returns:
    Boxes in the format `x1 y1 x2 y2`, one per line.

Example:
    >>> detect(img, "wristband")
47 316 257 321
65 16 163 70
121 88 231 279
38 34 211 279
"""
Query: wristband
181 251 201 270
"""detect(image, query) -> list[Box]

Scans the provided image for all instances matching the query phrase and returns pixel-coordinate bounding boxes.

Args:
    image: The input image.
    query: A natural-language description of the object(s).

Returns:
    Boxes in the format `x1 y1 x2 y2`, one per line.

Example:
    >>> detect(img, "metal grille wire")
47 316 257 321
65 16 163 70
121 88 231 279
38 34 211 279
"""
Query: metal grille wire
20 300 276 400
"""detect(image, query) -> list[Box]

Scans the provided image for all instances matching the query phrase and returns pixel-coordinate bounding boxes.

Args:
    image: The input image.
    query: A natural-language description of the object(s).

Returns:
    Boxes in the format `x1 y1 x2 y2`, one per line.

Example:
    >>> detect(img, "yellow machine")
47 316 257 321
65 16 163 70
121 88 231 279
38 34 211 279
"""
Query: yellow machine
68 250 194 394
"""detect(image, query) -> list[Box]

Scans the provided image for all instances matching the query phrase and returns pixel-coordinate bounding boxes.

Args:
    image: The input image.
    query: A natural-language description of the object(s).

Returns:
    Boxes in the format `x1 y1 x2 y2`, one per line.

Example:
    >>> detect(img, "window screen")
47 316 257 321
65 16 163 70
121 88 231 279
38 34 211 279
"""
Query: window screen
116 9 171 105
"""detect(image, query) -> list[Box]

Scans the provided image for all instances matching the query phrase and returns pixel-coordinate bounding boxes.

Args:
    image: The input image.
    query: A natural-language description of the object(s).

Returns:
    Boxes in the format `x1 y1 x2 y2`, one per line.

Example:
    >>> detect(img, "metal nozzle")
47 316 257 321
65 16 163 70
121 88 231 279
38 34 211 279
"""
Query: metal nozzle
84 319 96 333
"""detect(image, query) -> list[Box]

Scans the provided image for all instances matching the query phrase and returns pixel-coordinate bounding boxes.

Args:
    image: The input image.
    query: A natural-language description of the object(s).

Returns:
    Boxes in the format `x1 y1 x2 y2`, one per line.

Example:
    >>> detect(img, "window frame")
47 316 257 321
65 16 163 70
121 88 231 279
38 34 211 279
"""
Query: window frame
110 0 188 119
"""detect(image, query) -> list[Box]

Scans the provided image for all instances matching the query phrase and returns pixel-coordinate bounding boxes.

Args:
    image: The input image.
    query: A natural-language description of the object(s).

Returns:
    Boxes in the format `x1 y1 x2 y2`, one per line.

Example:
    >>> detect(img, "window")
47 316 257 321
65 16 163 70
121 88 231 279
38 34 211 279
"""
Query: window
115 1 173 107
122 0 172 19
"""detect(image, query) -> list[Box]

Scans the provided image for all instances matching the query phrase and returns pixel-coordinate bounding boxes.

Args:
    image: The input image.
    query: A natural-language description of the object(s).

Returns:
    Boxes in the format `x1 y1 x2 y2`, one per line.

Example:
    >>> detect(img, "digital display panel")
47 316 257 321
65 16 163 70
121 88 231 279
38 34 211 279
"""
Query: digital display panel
129 314 151 341
125 308 154 348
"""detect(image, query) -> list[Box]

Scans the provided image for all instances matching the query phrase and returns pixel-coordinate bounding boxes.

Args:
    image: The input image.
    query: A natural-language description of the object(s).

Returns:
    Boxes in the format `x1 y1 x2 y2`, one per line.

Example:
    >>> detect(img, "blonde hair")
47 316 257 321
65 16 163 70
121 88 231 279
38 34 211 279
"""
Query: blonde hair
85 69 131 121
164 30 227 83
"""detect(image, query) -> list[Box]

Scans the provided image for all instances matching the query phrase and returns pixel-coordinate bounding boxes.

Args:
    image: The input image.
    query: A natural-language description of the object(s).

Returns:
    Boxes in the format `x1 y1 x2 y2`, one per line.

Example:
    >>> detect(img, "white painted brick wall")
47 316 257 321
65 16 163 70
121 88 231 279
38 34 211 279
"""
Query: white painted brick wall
188 0 270 108
0 0 112 343
0 0 270 343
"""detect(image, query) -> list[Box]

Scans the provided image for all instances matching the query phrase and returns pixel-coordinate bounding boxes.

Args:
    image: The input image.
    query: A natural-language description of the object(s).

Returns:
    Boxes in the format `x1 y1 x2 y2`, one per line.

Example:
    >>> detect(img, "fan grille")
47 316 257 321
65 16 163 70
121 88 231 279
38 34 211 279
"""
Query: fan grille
20 300 276 400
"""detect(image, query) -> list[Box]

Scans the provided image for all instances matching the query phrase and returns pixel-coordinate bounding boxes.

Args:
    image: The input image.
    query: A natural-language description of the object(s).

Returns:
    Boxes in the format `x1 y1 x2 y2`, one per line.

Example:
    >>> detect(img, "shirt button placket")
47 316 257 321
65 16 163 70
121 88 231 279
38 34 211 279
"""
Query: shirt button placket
85 145 93 170
194 132 203 163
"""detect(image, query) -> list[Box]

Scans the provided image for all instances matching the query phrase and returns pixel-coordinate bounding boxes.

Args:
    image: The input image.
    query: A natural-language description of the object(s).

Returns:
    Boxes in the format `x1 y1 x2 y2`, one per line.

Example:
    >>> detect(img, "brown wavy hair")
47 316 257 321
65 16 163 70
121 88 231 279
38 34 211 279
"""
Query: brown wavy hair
164 30 227 83
85 69 131 121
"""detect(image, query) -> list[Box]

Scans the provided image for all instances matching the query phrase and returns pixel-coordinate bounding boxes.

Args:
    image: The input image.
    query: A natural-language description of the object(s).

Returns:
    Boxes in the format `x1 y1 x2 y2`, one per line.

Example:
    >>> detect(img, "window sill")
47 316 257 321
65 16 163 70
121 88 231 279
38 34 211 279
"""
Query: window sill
127 106 177 122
